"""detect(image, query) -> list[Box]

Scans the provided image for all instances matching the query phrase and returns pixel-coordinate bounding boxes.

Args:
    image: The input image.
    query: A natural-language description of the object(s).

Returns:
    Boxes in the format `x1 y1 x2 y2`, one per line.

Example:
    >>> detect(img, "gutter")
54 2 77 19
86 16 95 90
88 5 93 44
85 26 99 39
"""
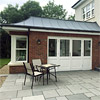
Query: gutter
1 24 100 33
27 28 30 63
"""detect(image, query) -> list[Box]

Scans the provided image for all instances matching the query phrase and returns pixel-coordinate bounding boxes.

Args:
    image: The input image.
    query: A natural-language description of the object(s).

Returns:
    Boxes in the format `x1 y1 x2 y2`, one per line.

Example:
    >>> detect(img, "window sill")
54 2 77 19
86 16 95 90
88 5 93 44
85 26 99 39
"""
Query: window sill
83 16 95 21
8 61 27 66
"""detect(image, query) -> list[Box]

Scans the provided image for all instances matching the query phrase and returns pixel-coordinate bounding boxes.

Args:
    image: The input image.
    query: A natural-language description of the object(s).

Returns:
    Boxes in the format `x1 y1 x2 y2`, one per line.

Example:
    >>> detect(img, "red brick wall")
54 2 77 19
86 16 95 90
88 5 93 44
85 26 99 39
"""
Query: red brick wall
29 31 100 69
10 66 25 74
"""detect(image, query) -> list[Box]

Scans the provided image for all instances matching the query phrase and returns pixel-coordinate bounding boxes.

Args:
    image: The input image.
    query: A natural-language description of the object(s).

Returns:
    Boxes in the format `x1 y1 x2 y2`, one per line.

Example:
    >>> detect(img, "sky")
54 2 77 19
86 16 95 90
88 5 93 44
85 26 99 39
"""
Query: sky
0 0 78 17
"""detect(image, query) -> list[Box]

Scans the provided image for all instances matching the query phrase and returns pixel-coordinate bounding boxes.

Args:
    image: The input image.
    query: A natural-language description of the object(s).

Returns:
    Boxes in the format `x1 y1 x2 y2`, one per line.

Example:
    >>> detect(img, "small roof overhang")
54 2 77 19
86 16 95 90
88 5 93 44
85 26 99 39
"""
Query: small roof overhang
72 0 86 9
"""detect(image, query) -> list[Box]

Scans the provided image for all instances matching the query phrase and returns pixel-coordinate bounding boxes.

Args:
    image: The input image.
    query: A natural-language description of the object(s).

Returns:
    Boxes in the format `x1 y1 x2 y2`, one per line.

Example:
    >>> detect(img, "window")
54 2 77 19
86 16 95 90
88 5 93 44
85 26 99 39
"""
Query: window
49 39 57 56
11 36 28 63
72 40 81 56
16 37 27 61
82 1 94 20
60 40 69 56
84 40 91 56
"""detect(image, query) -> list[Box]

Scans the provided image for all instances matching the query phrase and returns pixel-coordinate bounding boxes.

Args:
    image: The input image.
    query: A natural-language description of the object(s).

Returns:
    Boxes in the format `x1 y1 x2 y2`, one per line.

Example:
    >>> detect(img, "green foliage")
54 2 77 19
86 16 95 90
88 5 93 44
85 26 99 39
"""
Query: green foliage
20 0 42 20
42 1 67 19
0 58 10 68
0 29 11 58
68 14 75 20
0 4 22 24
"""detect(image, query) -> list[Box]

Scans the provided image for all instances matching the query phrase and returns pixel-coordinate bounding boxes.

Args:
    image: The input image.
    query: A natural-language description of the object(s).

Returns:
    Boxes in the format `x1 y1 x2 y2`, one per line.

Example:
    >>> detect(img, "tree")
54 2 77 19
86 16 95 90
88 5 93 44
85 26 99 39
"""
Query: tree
0 4 22 24
20 0 42 20
0 0 42 58
68 14 75 20
0 29 11 58
42 1 67 19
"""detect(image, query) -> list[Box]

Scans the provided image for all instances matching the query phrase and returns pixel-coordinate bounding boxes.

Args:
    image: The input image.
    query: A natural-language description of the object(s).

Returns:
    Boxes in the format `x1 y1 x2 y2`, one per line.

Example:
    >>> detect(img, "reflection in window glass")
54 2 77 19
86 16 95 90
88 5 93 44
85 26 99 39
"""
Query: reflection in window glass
72 40 81 56
49 39 57 56
16 38 26 48
16 50 26 61
60 40 69 56
84 40 91 56
16 37 27 61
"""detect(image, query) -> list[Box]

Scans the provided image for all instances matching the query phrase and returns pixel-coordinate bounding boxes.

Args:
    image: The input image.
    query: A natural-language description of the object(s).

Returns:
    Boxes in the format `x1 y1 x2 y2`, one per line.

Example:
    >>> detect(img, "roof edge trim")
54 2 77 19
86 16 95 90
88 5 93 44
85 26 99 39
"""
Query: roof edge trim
72 0 86 9
2 26 100 36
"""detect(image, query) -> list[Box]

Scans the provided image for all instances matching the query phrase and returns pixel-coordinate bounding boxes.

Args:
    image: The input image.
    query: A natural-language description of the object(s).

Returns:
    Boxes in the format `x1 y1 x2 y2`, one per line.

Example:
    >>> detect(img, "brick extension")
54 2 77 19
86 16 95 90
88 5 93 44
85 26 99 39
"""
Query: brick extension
9 31 100 73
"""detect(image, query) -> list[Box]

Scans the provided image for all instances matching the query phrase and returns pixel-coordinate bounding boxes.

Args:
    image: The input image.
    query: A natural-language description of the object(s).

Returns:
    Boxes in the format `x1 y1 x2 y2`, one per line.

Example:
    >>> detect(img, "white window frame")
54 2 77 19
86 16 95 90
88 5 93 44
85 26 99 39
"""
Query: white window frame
11 35 28 63
82 0 94 21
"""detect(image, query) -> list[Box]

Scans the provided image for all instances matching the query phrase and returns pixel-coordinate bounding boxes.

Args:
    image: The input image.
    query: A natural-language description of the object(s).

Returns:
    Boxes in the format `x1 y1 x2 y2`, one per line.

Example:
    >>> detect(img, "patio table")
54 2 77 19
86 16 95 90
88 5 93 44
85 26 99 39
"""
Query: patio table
38 64 60 84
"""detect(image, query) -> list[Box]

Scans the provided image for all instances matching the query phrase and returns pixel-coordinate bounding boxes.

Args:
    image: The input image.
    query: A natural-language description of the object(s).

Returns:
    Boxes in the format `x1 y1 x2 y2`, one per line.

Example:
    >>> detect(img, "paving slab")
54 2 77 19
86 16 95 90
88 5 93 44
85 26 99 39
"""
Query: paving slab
66 94 90 100
23 95 45 100
0 99 10 100
2 81 15 87
56 96 68 100
11 98 22 100
0 91 17 100
17 89 32 98
0 85 22 92
67 84 89 94
84 92 95 97
16 79 30 83
80 83 96 89
91 96 100 100
91 82 100 88
56 88 73 96
46 98 56 100
88 88 100 95
43 90 59 98
33 91 43 96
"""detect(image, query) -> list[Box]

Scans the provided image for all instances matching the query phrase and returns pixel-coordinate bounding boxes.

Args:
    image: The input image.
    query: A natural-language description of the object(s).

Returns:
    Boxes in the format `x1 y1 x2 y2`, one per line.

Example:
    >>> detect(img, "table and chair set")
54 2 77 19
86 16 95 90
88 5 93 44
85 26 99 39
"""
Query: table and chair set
23 59 60 89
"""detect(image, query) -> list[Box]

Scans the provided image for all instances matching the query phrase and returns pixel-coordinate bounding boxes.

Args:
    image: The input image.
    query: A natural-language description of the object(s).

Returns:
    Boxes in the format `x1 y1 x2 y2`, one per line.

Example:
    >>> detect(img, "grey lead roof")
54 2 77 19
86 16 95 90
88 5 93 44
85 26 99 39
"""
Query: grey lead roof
4 16 100 32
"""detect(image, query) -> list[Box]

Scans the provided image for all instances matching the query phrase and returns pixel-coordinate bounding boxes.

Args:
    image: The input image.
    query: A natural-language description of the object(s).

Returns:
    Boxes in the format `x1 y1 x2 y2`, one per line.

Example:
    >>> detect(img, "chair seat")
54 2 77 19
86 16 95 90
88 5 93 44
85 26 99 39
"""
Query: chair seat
34 71 43 76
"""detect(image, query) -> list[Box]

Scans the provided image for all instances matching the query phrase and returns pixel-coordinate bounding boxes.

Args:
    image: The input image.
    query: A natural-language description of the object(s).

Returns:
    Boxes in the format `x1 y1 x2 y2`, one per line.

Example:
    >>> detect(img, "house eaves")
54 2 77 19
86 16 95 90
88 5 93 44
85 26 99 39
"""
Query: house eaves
72 0 86 9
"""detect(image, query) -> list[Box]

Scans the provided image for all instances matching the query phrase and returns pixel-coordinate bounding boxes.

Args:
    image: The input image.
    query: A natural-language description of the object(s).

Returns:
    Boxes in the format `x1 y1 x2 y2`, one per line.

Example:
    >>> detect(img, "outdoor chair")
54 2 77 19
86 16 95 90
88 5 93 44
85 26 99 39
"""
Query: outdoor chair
32 59 48 74
32 59 54 79
32 59 42 71
23 62 44 89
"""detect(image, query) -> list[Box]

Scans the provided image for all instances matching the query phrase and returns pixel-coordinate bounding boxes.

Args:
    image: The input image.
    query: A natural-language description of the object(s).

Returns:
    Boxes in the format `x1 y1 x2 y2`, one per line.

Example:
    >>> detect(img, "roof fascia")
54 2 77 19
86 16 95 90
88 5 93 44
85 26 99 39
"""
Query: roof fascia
2 26 100 36
72 0 86 9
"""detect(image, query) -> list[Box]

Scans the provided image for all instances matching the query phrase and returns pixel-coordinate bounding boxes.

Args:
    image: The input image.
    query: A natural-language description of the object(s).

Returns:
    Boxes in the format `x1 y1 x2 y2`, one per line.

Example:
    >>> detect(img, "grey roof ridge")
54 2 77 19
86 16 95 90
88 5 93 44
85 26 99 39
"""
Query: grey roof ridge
1 16 98 25
29 16 97 24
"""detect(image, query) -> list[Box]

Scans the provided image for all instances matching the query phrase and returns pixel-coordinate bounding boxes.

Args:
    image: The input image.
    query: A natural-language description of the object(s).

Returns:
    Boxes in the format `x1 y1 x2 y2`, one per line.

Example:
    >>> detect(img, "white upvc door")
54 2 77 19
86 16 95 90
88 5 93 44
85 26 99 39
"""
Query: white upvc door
48 37 92 71
70 39 83 70
58 38 71 71
82 39 92 70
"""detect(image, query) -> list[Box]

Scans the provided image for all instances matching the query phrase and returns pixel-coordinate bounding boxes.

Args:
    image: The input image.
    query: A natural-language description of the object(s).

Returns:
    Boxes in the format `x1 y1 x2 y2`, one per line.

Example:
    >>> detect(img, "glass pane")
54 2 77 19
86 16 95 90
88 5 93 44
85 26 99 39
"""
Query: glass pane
92 1 94 8
60 40 69 56
49 39 57 56
83 8 85 14
83 14 85 20
72 40 81 56
84 40 91 56
92 9 94 16
86 4 90 11
16 50 26 61
16 37 26 48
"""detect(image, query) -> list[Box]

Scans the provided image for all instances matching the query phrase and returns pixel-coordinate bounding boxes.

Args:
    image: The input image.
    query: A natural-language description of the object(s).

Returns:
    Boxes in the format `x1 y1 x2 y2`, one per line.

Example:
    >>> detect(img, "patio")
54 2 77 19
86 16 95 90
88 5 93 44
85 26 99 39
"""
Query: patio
0 70 100 100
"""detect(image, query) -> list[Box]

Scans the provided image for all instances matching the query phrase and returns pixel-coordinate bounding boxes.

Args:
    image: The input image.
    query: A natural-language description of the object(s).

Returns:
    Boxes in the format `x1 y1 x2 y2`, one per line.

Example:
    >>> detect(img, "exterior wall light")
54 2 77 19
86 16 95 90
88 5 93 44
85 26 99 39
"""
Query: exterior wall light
37 39 41 45
98 42 100 46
